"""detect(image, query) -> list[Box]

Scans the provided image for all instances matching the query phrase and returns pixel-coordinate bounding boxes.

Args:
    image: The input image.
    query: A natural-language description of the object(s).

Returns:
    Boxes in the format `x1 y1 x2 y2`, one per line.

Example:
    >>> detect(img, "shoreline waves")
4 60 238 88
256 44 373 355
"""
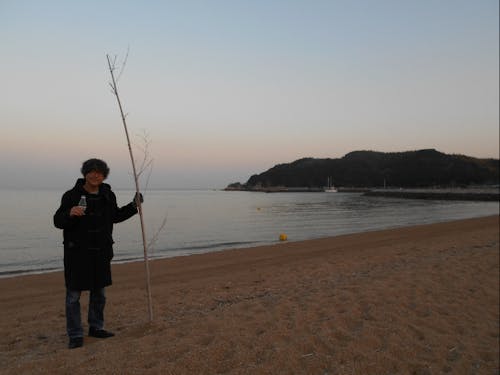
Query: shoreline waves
1 189 498 278
1 215 499 374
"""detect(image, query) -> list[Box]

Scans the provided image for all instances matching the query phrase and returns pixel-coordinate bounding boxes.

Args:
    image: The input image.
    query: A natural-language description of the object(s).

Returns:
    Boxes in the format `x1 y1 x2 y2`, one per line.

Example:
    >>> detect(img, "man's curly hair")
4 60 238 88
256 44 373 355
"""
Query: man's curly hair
81 158 110 178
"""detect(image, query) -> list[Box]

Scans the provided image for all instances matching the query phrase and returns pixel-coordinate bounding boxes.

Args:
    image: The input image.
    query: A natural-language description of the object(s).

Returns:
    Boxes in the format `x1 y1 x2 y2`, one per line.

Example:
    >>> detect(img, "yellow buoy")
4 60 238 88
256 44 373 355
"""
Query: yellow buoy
279 233 287 241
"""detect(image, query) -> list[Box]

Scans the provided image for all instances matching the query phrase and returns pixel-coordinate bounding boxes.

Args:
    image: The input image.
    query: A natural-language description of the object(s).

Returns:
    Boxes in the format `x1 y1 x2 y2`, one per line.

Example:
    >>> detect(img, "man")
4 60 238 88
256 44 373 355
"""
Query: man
54 158 142 349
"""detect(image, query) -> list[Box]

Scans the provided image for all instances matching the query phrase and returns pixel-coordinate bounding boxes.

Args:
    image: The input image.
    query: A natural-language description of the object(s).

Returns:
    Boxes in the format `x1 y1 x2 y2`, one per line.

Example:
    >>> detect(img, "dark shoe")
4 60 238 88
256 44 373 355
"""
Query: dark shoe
88 327 115 338
68 337 83 349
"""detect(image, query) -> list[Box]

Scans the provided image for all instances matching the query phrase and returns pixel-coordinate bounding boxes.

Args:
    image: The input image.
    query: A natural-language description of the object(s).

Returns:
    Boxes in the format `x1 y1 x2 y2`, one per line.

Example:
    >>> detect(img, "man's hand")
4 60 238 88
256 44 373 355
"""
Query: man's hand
70 206 86 217
132 192 144 208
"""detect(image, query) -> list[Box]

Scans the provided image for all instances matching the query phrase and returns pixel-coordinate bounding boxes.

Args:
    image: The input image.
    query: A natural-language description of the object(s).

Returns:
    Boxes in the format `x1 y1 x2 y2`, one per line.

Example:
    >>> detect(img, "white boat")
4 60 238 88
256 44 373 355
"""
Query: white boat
324 177 338 192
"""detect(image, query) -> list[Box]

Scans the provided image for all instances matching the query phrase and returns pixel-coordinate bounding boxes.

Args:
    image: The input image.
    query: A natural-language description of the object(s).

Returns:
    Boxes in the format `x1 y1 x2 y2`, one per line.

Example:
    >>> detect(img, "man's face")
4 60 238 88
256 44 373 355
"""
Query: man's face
85 170 105 188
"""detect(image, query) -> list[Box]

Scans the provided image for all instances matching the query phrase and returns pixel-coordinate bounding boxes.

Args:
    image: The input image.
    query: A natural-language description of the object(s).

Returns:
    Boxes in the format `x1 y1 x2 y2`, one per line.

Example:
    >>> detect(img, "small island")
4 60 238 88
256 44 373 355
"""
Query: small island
225 149 499 201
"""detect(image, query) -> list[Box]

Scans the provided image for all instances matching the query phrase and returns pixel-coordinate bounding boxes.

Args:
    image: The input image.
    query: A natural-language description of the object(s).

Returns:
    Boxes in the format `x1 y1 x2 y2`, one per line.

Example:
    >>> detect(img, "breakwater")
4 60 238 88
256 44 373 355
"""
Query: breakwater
364 188 499 202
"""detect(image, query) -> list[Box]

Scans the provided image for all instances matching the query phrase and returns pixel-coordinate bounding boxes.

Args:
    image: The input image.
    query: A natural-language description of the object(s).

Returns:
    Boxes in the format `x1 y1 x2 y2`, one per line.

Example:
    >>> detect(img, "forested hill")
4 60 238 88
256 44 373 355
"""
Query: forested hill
227 149 499 189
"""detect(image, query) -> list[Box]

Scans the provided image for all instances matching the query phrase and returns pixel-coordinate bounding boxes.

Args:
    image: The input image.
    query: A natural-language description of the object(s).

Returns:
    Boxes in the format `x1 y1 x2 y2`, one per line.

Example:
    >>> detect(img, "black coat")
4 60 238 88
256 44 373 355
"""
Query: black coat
54 179 137 290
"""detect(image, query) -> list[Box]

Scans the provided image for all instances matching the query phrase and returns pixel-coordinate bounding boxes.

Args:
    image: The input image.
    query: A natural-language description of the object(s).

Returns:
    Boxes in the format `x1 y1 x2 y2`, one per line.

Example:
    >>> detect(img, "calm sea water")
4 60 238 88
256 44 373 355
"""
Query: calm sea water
0 189 498 277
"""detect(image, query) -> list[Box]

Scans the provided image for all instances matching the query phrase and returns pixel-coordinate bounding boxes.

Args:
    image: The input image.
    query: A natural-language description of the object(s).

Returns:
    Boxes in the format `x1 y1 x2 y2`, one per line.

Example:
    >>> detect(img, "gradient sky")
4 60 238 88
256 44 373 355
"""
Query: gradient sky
1 0 498 189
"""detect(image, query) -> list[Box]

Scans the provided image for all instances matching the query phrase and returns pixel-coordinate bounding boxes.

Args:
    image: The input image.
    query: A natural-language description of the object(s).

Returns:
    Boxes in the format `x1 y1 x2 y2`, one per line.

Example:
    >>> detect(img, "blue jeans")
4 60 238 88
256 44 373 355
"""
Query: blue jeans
66 288 106 339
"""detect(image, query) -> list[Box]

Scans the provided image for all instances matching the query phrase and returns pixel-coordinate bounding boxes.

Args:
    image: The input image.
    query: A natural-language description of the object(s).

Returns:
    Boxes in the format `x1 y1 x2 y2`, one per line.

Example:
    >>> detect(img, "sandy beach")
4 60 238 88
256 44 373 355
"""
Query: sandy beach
1 216 498 374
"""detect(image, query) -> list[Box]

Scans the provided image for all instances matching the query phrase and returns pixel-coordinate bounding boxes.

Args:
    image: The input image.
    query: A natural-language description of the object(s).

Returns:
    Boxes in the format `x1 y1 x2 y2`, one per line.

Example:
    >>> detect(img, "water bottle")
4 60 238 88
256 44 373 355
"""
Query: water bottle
78 195 87 213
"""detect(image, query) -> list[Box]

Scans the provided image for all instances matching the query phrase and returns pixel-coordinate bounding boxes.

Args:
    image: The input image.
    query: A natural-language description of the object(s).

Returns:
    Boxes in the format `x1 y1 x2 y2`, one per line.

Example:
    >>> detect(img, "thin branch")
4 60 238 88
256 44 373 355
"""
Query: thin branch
143 159 154 192
132 130 154 179
106 53 154 322
116 45 130 83
147 215 168 253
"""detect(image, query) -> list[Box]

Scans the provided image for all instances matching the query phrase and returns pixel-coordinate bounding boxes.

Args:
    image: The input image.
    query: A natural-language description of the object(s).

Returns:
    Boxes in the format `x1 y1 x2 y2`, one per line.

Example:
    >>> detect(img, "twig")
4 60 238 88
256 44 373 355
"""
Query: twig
133 130 154 179
106 53 154 322
147 215 168 253
116 45 130 83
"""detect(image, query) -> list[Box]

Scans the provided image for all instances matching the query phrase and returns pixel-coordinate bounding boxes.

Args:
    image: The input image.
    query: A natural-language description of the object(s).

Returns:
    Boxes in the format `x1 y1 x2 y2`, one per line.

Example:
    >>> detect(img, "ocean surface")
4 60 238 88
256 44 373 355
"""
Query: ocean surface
0 188 498 277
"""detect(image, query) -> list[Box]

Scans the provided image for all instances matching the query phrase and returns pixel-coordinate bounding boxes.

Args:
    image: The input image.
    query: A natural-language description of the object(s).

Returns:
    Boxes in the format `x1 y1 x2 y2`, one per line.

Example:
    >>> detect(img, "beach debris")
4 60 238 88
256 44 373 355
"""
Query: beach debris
447 346 461 362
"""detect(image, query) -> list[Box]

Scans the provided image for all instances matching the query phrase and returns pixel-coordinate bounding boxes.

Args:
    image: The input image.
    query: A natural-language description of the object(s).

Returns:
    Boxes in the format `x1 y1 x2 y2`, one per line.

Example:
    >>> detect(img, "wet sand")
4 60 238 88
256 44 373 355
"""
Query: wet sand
1 216 498 374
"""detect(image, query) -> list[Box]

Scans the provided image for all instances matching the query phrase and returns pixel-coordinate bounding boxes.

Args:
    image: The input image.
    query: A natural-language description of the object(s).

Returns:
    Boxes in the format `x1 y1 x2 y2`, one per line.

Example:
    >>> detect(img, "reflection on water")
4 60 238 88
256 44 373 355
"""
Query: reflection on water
0 189 498 276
